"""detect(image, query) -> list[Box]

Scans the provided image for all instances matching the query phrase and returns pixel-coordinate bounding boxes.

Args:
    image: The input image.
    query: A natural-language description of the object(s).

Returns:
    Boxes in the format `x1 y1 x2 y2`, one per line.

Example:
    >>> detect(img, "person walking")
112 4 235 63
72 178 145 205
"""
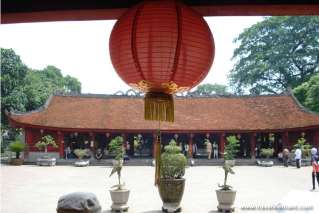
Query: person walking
311 157 319 191
295 146 302 169
311 147 319 191
283 148 290 167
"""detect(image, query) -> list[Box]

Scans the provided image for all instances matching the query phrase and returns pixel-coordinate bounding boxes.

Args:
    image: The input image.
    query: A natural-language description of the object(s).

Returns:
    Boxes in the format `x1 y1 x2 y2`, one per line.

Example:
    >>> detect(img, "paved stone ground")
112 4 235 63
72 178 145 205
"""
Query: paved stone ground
1 164 318 213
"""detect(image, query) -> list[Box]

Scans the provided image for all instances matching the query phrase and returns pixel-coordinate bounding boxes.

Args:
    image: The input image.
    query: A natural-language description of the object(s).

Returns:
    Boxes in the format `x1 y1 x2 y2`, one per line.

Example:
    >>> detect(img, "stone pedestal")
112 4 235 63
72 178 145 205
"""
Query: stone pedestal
37 157 56 166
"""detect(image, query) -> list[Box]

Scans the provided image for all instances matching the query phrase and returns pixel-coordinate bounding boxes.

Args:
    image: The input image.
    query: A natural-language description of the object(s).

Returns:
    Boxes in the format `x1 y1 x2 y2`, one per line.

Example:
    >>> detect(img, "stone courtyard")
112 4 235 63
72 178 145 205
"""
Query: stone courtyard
1 165 318 213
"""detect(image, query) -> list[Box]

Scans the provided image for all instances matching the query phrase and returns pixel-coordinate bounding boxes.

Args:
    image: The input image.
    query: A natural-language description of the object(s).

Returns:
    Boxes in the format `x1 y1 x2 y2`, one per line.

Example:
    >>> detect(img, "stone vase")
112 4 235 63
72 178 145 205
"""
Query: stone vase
109 188 130 211
158 178 185 212
216 189 236 212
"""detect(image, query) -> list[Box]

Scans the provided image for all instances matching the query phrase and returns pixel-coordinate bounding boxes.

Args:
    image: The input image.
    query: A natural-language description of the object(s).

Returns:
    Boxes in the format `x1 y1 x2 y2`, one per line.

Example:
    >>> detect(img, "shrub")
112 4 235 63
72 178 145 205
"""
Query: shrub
109 136 124 161
224 136 240 160
9 140 25 159
34 135 58 152
293 137 311 158
260 148 274 158
160 141 187 179
74 149 88 159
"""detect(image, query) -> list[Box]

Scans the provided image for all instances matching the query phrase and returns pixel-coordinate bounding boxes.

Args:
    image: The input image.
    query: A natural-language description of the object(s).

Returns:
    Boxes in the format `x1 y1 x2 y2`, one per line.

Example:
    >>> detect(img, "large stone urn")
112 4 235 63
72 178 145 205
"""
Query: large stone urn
158 178 185 212
109 188 130 211
10 158 24 166
216 189 236 212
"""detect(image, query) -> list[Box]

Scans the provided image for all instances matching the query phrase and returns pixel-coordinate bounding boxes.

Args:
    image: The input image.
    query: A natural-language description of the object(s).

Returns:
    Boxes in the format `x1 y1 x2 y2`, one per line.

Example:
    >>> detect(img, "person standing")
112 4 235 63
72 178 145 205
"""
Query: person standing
213 142 218 159
295 146 302 169
311 148 319 191
206 140 212 160
311 158 319 191
283 148 290 167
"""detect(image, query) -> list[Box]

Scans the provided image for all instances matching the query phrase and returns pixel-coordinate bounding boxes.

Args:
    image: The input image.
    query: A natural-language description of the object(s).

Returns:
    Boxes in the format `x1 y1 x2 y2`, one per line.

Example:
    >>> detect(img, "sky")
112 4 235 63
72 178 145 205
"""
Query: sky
0 17 263 94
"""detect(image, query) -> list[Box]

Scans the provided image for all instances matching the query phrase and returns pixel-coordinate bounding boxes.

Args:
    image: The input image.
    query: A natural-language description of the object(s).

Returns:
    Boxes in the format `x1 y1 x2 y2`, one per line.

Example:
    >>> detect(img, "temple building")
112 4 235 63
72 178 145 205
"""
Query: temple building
7 92 319 160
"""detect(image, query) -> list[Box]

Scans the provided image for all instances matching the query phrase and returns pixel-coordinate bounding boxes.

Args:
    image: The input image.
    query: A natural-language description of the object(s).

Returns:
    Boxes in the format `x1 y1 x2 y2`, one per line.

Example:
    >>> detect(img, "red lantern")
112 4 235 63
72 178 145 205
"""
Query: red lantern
109 0 214 122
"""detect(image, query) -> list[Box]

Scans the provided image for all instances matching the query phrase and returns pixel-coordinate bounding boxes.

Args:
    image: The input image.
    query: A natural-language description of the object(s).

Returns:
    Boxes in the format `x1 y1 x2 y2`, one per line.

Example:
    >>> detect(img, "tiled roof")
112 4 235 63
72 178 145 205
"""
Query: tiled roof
8 94 319 131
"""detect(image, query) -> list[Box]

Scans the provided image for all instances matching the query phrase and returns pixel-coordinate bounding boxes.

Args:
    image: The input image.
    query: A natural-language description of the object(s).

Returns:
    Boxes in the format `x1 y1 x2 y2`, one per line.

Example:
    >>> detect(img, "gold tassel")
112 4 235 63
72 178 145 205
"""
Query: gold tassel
144 92 174 122
155 130 161 186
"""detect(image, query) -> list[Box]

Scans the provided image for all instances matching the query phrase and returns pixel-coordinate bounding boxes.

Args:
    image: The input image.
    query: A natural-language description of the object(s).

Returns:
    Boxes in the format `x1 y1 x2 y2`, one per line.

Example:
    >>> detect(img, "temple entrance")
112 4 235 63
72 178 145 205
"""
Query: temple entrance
63 132 91 159
126 133 153 158
193 133 207 158
255 133 275 158
236 134 251 158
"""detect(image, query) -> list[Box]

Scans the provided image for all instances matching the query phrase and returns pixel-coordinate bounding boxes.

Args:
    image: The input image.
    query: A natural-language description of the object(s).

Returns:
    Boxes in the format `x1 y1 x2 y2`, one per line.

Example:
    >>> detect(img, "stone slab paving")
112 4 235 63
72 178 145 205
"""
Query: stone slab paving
1 165 318 213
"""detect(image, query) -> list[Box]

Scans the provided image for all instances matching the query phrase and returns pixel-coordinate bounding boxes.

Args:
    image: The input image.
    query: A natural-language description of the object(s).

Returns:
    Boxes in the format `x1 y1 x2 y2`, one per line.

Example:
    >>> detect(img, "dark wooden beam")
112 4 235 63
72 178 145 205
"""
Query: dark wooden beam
2 0 319 24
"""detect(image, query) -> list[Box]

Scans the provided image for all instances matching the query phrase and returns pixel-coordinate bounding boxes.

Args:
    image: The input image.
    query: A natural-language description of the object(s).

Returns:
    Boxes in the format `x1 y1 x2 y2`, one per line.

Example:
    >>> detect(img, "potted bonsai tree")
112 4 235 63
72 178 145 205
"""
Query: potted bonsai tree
35 134 58 166
224 136 240 166
109 136 125 166
108 136 129 212
292 137 311 166
258 148 274 167
158 141 187 212
216 163 236 212
9 139 25 166
73 149 90 167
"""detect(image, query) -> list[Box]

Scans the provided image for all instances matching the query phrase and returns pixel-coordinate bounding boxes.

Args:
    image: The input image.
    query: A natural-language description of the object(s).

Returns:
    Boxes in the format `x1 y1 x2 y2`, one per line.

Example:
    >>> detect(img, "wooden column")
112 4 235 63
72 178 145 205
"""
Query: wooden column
24 128 31 158
152 133 157 158
313 129 319 148
57 131 64 158
188 133 194 158
220 133 226 158
282 131 289 149
250 133 257 159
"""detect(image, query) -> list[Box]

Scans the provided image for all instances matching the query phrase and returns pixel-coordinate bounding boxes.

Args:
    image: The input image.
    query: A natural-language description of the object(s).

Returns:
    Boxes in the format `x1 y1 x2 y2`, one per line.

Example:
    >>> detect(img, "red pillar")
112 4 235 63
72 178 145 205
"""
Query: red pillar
57 131 64 158
188 133 194 158
220 133 225 158
152 133 157 158
282 131 289 149
313 129 319 148
250 133 257 159
24 128 32 158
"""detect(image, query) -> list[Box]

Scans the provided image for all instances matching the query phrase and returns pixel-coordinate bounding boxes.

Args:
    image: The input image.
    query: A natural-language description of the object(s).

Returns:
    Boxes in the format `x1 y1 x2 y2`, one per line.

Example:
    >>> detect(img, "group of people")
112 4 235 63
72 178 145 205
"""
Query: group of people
281 146 319 191
205 140 219 160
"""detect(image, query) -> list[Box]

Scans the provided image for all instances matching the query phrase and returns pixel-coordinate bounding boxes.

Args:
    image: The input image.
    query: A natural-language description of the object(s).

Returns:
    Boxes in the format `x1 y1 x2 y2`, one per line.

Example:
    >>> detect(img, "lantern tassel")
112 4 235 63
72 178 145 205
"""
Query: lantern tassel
144 92 174 122
154 129 161 186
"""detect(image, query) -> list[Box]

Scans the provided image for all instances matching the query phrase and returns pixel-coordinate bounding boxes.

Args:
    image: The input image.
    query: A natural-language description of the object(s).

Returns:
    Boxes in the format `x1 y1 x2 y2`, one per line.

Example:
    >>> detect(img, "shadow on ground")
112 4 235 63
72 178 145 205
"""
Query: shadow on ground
103 210 219 213
103 210 163 213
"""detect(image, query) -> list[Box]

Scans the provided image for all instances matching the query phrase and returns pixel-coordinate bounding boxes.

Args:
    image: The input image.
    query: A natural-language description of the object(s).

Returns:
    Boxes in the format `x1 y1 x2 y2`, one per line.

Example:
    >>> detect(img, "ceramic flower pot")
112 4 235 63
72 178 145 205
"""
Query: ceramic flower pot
109 188 130 211
216 189 236 212
158 178 185 212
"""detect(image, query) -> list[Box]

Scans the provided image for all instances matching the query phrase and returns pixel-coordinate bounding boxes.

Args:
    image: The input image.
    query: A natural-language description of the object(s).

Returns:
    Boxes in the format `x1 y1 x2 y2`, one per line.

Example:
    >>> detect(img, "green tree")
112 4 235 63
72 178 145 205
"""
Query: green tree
194 83 230 95
1 48 28 128
294 74 319 112
23 66 81 110
229 16 319 95
1 48 82 130
64 75 81 94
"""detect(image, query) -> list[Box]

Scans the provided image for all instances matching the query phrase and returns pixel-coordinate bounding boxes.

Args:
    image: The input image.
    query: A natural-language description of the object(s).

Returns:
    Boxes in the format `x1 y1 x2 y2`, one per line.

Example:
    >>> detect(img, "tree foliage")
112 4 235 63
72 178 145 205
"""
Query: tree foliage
229 16 319 95
194 83 230 95
1 48 82 129
293 74 319 112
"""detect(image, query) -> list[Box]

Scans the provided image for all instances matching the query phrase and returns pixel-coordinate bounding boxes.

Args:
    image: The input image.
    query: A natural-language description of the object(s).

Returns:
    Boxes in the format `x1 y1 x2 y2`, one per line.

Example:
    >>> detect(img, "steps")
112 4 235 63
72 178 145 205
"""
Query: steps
5 158 284 166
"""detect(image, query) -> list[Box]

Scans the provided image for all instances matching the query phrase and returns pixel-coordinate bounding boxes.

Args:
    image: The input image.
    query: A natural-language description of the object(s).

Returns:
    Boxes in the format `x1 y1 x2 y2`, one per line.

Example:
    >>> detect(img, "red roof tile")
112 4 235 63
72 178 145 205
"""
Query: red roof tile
9 94 319 132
